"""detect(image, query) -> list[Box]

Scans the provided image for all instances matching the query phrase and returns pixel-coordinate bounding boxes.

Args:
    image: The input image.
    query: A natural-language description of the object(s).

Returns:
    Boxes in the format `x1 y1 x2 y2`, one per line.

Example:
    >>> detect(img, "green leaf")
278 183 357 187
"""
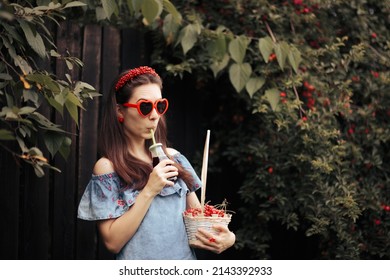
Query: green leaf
178 24 199 54
47 97 63 116
246 77 265 98
0 129 15 140
210 53 230 78
162 0 182 24
229 63 252 93
26 73 61 94
59 136 72 159
274 42 289 70
1 22 23 43
101 0 118 19
95 7 106 21
27 147 44 157
141 0 163 25
0 11 14 21
65 98 79 126
18 20 46 58
63 1 87 8
207 33 227 61
15 136 28 153
44 131 66 158
288 46 302 74
74 81 96 96
55 87 69 107
163 14 180 43
18 126 27 138
131 0 143 12
19 106 36 115
33 164 45 177
0 73 12 80
258 36 274 62
265 88 281 111
23 89 40 107
29 112 64 132
228 35 251 64
67 91 84 110
2 106 19 119
2 37 33 74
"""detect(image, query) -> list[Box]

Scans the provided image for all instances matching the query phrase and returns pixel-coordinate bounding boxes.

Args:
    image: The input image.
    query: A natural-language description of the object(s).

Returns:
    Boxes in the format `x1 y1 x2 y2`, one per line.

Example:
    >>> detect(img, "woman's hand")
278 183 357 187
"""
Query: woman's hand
190 224 236 254
143 159 178 196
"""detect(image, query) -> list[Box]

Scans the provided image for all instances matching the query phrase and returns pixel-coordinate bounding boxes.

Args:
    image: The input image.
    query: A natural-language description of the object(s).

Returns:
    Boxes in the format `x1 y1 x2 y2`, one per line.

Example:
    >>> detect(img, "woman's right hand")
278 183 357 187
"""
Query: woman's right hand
143 159 178 196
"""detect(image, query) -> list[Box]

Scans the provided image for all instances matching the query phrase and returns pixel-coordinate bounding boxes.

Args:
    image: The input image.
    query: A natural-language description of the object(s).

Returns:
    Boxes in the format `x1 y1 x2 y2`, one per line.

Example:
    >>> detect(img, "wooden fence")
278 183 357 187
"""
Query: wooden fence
0 22 207 260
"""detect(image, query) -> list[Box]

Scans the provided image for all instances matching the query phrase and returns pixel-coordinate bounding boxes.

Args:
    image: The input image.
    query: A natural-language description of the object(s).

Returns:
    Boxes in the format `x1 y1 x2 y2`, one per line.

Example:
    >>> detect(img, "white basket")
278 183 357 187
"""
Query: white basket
183 214 232 245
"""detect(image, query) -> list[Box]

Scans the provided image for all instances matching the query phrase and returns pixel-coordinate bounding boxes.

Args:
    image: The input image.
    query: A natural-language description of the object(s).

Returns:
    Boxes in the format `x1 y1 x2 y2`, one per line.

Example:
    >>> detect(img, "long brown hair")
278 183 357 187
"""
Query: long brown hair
99 68 194 190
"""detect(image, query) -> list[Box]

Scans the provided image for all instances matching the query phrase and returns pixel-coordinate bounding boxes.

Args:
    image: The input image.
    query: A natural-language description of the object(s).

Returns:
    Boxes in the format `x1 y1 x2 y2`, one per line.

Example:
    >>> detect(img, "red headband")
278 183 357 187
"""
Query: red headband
115 66 160 92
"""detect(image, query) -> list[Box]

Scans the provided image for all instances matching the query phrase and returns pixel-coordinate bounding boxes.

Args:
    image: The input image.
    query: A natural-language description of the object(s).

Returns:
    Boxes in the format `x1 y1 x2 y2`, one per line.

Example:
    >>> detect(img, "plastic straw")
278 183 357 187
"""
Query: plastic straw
200 130 210 213
150 129 156 145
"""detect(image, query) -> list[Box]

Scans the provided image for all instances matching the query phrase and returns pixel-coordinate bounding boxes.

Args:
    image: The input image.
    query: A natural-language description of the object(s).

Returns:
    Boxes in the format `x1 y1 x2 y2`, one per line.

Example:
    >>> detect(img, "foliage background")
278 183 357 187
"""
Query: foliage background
1 0 389 259
146 0 390 259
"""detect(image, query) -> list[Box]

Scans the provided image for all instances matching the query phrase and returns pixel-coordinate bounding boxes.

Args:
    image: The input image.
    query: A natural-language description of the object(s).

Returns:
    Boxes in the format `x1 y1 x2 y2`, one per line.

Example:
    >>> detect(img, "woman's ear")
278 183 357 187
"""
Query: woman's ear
116 104 123 118
116 104 124 123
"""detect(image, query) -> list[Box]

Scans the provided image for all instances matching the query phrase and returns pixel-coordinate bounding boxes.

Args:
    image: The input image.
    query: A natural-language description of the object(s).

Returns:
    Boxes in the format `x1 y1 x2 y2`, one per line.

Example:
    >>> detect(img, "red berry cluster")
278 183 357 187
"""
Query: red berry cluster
381 204 390 212
280 92 287 103
371 70 379 78
293 0 319 15
302 81 316 110
184 204 226 217
268 53 277 62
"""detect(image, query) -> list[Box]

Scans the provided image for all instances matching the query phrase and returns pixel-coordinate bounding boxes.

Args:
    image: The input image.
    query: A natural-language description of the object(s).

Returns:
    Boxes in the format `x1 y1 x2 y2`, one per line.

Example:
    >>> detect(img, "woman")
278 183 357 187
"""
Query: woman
78 66 235 259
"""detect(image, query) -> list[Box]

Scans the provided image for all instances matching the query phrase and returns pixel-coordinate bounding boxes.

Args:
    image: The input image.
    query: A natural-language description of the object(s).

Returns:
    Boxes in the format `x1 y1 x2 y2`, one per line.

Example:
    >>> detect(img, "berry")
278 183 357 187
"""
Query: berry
269 53 277 62
184 203 227 217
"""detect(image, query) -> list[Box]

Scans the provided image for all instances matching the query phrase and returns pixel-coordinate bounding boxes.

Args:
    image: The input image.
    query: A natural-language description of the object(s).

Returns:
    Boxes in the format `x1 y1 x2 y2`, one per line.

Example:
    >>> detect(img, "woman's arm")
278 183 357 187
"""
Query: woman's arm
95 157 178 254
186 191 201 209
97 188 155 253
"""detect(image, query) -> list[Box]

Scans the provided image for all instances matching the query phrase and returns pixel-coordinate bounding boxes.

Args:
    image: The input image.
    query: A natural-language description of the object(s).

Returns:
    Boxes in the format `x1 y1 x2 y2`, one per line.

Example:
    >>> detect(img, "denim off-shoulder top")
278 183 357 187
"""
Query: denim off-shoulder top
77 153 201 260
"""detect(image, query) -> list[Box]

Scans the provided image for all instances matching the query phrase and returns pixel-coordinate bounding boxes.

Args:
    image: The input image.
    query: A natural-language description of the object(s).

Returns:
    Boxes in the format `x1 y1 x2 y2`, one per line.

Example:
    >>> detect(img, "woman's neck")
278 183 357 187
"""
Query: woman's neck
128 140 152 163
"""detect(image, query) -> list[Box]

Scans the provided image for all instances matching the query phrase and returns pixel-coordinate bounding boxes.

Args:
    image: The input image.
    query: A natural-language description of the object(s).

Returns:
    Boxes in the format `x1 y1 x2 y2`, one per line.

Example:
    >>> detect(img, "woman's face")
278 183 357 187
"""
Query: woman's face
118 83 163 142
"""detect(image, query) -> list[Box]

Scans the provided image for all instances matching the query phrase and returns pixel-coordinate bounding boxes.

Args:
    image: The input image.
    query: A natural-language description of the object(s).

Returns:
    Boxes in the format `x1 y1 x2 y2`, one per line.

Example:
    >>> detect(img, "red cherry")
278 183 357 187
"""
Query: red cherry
371 71 379 78
268 53 277 62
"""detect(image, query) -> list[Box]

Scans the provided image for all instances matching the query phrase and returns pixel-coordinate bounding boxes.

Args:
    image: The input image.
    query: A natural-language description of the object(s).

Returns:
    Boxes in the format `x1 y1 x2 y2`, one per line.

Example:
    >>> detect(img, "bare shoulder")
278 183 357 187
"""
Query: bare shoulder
167 147 180 156
93 157 115 175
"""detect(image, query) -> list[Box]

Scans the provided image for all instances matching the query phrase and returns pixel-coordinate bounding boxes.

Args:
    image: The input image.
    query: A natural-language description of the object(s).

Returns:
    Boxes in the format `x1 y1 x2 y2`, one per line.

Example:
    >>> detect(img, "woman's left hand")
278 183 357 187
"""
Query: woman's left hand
191 224 236 254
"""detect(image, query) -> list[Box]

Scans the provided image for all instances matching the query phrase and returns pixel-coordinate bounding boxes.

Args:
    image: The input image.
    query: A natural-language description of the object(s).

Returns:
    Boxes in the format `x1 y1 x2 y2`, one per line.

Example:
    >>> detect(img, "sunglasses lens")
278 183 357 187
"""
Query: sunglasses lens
156 99 168 114
139 101 153 116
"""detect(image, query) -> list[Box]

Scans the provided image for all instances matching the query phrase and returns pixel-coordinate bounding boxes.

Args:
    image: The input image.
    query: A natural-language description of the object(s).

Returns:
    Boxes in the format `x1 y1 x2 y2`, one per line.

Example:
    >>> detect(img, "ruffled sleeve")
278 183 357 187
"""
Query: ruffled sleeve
173 153 202 193
77 173 138 221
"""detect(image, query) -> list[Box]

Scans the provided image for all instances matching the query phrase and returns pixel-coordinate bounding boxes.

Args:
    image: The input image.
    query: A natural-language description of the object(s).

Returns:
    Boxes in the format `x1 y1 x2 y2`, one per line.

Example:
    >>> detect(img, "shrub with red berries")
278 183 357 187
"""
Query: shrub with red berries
146 0 390 259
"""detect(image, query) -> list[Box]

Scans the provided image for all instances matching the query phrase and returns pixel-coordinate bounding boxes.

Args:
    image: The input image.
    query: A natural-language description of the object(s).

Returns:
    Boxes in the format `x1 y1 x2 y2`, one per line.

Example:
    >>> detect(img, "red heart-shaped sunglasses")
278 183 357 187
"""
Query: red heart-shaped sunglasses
122 98 169 117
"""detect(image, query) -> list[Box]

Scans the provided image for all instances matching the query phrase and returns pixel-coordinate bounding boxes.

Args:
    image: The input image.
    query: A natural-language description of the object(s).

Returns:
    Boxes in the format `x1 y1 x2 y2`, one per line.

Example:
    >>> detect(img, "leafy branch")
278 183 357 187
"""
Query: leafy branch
0 1 99 177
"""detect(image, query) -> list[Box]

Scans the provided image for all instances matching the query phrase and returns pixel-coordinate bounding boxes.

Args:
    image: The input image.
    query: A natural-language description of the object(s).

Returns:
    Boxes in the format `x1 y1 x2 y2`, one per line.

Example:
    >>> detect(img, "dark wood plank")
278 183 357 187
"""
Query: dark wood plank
76 24 102 259
121 28 146 70
21 165 50 259
0 143 20 259
19 51 54 260
96 25 121 260
52 21 81 259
